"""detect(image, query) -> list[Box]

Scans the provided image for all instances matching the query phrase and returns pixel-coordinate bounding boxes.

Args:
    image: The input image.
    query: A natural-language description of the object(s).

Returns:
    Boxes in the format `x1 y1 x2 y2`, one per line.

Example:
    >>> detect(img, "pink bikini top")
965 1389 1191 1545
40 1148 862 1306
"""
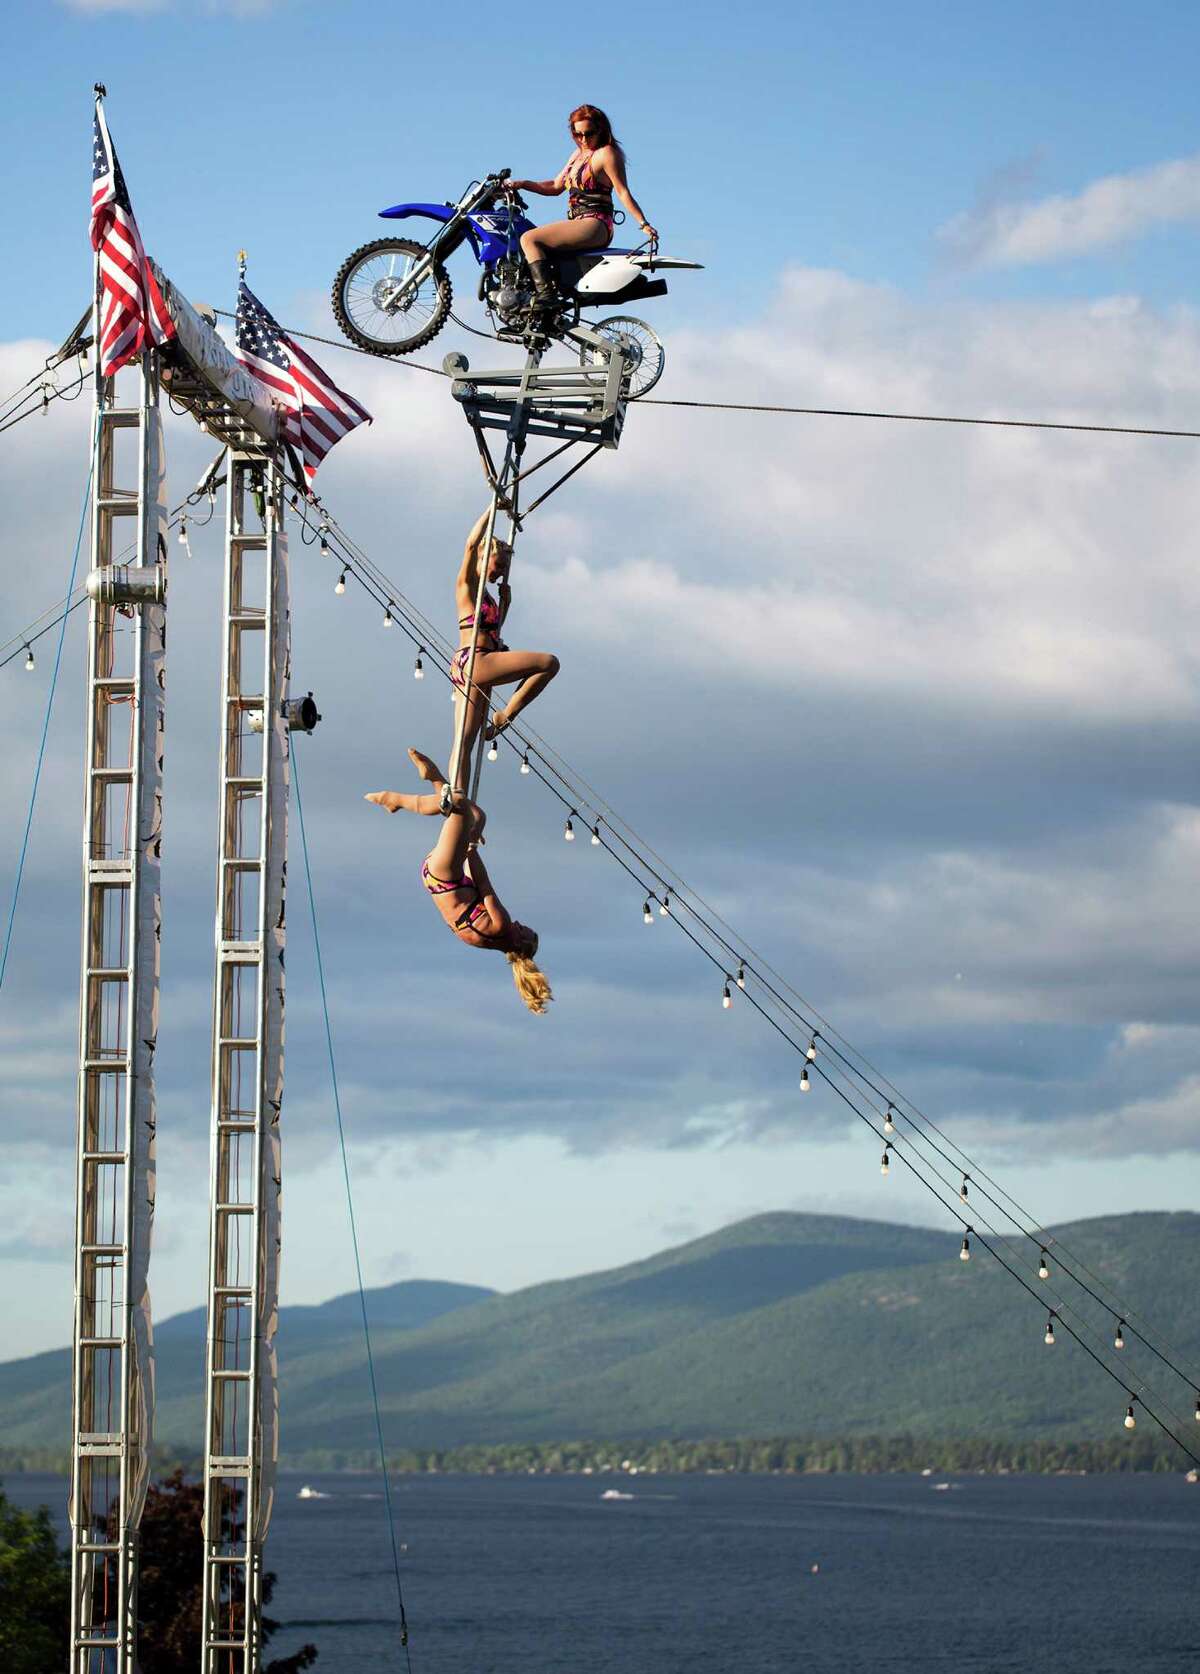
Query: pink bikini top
459 590 501 635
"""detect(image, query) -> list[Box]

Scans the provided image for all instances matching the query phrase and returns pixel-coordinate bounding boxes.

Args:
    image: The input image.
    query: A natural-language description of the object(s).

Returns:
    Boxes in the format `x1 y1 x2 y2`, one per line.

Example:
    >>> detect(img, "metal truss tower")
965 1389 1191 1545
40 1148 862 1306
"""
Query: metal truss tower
69 347 168 1674
200 451 292 1672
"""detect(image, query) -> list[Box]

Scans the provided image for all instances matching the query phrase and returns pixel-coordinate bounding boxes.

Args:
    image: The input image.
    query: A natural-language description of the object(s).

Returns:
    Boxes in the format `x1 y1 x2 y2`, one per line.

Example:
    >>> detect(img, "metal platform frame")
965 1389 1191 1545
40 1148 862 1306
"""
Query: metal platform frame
69 347 167 1674
199 452 290 1673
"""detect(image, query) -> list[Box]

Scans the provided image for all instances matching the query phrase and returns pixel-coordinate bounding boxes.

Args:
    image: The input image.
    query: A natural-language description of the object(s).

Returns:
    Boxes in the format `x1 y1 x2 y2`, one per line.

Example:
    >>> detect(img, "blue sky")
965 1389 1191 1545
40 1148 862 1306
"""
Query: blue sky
2 0 1200 1361
8 0 1200 326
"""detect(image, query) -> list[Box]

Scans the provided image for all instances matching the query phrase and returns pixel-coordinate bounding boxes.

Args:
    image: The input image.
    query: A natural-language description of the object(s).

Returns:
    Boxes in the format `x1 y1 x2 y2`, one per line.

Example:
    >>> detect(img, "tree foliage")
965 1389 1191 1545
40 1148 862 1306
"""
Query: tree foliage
0 1474 317 1673
0 1484 71 1674
283 1431 1189 1476
138 1471 317 1673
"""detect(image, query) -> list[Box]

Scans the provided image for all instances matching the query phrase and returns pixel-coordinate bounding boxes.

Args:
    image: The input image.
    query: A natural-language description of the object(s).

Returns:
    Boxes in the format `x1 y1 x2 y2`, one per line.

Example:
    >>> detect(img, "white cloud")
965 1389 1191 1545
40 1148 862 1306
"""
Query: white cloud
4 263 1200 1354
940 152 1200 269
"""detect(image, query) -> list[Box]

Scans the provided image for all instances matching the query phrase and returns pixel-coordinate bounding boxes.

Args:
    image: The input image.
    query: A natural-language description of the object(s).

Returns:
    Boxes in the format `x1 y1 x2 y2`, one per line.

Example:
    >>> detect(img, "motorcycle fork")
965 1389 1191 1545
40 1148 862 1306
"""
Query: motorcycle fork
395 219 464 299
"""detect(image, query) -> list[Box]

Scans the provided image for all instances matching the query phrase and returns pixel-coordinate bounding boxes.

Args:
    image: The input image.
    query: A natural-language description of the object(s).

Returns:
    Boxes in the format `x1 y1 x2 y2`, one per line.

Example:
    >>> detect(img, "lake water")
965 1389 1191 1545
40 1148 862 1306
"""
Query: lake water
8 1470 1198 1672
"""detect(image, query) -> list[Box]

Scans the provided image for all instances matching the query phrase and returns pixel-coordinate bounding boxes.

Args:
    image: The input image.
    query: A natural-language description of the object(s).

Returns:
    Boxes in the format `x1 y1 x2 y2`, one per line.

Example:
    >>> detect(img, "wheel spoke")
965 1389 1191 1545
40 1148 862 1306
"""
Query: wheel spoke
579 316 665 397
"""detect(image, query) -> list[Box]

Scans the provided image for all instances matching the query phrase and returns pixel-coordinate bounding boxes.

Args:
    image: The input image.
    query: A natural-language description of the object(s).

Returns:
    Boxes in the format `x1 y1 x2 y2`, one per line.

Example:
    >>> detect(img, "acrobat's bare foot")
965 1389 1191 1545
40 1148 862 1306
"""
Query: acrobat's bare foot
407 748 445 785
366 789 442 816
485 708 510 742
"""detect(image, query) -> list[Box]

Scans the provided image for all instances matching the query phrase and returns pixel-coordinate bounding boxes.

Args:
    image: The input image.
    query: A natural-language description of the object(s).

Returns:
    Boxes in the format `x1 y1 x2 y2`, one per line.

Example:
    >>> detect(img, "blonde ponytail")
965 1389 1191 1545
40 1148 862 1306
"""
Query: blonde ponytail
508 952 553 1014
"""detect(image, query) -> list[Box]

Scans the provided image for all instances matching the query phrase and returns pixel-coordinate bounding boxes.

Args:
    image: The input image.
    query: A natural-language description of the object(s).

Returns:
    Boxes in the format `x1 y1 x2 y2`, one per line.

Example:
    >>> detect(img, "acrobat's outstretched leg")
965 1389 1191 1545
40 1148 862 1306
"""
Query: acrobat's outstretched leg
365 748 452 814
366 748 484 877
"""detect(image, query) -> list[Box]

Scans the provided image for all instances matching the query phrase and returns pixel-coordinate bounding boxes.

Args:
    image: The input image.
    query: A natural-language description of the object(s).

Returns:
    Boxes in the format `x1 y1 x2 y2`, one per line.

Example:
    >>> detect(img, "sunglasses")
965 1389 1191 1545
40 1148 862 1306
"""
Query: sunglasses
573 126 597 137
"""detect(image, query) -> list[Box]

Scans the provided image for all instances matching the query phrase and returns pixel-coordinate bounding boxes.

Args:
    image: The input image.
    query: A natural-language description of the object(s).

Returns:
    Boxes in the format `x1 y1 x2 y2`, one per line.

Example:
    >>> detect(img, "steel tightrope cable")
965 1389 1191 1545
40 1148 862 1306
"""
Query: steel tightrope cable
211 306 1200 441
292 748 414 1668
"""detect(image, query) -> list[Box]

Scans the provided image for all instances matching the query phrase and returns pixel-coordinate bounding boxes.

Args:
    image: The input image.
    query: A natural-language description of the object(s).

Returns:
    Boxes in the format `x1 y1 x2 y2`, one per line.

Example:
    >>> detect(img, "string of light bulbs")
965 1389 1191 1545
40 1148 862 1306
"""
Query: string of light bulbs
269 480 1200 1462
11 454 1198 1424
804 1045 1200 1443
291 473 1200 1399
0 359 89 439
0 334 91 428
493 712 1200 1394
808 1053 1196 1454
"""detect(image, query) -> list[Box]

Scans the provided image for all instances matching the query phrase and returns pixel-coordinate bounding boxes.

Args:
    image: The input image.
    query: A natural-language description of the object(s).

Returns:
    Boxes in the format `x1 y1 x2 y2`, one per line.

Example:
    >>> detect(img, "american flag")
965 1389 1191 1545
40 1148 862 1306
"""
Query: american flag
235 280 372 480
90 101 175 378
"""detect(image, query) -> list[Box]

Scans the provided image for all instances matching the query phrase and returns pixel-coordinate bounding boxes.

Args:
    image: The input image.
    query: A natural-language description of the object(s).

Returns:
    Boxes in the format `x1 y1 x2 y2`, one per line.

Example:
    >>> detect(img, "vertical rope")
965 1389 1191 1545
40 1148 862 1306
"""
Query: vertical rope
292 748 414 1668
0 420 97 992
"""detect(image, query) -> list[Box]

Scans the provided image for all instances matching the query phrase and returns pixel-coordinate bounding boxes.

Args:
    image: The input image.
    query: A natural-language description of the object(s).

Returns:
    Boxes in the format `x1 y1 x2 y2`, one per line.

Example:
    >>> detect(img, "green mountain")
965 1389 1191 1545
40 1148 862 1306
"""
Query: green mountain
1 1213 1196 1456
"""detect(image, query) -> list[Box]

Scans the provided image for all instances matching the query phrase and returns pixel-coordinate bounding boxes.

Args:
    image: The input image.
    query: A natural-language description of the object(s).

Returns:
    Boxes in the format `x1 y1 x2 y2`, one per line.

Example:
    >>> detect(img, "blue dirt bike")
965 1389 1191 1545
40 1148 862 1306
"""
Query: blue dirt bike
331 168 701 396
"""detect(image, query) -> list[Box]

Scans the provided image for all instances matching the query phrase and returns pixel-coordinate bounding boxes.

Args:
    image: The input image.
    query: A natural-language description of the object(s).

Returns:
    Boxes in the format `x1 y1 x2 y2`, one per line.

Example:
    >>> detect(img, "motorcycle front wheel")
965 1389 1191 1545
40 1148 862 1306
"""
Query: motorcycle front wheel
331 238 453 356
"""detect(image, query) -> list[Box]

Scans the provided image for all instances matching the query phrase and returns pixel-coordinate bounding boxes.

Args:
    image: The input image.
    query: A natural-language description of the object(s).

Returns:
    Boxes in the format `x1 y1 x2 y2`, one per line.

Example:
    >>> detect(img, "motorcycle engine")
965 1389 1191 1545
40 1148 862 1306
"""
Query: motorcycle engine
490 257 528 322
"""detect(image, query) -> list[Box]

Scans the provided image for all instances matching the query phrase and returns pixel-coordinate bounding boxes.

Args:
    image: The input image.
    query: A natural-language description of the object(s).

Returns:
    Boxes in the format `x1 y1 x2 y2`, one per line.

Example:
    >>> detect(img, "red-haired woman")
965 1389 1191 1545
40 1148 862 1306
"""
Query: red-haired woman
509 105 658 312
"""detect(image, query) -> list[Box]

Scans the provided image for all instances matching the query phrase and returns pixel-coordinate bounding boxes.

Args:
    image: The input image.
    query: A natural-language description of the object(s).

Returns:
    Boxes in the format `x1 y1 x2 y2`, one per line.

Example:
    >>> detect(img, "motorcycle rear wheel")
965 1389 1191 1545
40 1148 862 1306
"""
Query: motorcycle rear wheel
332 237 453 356
578 316 665 398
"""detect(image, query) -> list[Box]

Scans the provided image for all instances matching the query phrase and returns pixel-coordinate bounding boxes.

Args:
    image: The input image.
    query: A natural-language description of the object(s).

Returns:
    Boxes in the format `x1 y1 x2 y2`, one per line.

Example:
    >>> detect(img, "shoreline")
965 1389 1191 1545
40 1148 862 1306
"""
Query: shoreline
3 1432 1193 1478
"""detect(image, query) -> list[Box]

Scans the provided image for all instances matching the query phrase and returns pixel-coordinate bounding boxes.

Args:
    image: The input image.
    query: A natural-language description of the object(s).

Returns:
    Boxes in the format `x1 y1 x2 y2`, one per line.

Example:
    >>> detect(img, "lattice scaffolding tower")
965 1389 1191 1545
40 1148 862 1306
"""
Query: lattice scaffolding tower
67 252 298 1674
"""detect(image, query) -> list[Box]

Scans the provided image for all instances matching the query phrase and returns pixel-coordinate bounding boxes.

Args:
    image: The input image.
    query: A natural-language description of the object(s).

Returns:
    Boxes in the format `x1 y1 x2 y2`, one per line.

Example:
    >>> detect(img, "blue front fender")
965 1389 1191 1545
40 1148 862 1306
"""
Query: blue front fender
379 201 456 222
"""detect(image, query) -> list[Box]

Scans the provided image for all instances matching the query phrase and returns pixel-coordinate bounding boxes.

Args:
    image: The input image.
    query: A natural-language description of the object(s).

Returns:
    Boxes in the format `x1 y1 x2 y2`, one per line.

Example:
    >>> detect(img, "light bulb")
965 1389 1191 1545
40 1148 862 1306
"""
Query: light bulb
334 571 346 595
1114 1321 1125 1350
722 982 732 1009
564 814 575 841
643 900 654 924
382 604 394 628
176 516 189 547
487 739 499 762
590 825 601 845
40 383 51 417
1044 1316 1055 1346
520 753 531 775
1194 1394 1199 1423
413 652 424 679
736 964 745 989
23 645 35 672
883 1106 895 1136
806 1035 818 1061
1124 1403 1136 1431
800 1066 810 1093
320 536 330 558
880 1146 890 1176
959 1175 969 1202
660 895 670 915
960 1231 971 1262
1038 1251 1050 1281
208 485 217 509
